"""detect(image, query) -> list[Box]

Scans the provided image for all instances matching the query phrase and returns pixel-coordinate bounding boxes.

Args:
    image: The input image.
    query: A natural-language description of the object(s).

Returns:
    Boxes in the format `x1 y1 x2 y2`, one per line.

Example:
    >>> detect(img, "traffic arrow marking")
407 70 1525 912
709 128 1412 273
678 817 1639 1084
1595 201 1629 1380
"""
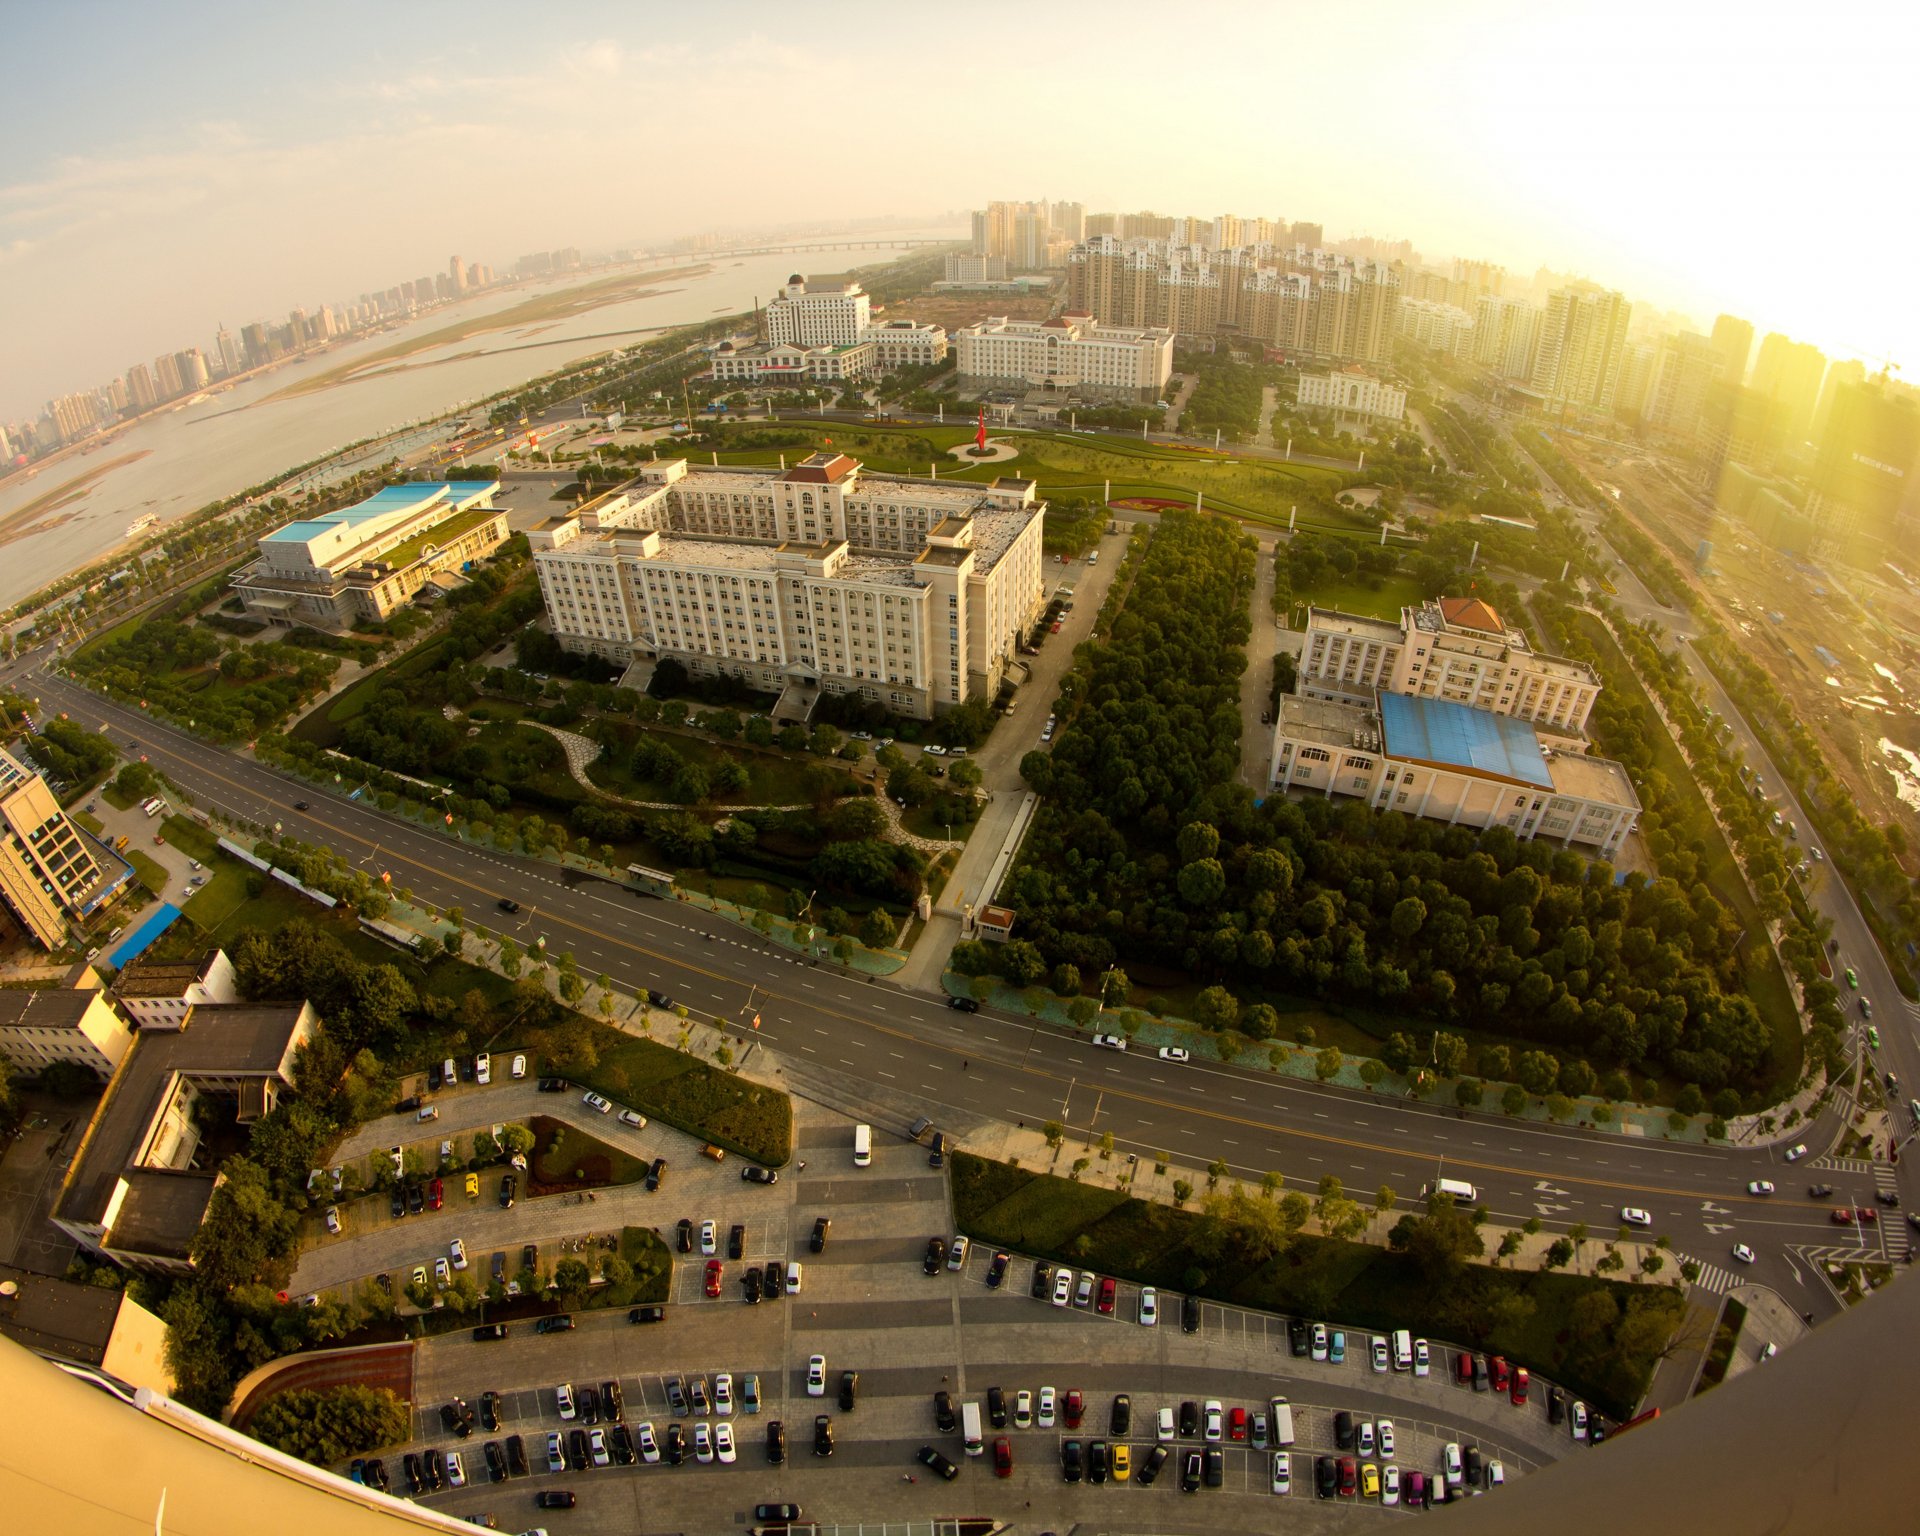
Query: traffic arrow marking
1534 1181 1570 1196
1701 1202 1732 1215
1702 1221 1735 1235
1533 1202 1572 1216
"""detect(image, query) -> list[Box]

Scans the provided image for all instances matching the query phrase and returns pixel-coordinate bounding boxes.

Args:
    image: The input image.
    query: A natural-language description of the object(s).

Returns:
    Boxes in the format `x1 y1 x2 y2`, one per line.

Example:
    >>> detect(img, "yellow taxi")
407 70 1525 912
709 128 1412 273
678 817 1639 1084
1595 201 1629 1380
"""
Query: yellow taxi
1111 1443 1131 1482
464 1172 480 1199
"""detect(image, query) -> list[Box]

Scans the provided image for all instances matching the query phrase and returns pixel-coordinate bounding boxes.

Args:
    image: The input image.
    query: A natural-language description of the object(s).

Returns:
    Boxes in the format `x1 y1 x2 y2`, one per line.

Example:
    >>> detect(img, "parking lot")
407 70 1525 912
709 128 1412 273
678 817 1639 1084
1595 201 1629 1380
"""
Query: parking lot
330 1103 1587 1531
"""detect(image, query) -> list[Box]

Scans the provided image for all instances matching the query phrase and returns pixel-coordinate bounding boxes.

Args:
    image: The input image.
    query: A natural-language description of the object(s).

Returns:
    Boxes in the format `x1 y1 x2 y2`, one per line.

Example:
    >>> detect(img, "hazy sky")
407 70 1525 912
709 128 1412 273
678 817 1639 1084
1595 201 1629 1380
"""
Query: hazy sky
4 0 1917 420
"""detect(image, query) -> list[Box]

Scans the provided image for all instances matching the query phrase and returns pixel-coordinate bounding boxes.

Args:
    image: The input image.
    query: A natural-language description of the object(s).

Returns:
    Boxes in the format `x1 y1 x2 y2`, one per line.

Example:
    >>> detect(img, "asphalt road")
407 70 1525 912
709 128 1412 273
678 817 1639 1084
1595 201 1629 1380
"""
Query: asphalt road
11 650 1880 1316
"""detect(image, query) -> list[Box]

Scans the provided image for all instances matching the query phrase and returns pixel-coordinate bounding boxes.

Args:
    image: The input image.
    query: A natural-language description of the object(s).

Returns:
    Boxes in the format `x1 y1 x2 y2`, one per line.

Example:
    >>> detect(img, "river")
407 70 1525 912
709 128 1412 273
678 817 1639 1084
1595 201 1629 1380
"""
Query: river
0 232 955 609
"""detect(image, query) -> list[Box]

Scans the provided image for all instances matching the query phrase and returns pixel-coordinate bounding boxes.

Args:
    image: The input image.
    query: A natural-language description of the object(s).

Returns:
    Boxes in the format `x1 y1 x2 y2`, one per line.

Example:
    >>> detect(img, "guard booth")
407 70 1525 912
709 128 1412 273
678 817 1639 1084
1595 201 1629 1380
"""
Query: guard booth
626 864 676 898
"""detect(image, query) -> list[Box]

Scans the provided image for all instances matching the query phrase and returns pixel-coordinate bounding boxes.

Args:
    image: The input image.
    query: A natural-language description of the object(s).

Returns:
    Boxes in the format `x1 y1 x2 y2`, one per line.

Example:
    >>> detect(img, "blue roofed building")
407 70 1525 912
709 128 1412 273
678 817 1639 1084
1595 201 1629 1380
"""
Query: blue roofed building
1270 688 1640 856
232 479 506 627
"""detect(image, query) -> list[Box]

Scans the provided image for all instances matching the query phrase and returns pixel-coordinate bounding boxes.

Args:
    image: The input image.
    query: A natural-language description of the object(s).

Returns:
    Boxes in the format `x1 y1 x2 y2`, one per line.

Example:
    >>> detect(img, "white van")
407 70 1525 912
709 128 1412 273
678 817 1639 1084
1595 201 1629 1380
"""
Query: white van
1268 1397 1295 1449
1391 1330 1413 1372
1420 1177 1479 1205
442 1058 457 1088
141 796 166 817
852 1123 872 1167
960 1400 984 1456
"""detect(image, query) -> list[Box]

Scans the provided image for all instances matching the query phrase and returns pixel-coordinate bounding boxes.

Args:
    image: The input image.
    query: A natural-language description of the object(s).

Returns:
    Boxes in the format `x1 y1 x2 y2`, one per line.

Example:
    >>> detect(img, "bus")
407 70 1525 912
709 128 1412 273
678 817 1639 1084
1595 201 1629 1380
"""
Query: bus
1419 1178 1479 1205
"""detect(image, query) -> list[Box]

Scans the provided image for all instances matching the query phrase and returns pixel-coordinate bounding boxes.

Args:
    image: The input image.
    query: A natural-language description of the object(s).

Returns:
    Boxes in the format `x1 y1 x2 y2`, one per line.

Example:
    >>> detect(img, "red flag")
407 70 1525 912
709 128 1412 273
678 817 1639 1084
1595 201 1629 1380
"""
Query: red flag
975 407 988 451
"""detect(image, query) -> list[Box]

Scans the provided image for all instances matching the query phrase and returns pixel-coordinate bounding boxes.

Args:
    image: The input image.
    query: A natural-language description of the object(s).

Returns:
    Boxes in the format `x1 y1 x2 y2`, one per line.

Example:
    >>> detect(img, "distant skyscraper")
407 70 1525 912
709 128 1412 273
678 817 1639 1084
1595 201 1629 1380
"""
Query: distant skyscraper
240 322 271 367
1473 295 1541 380
1812 357 1868 443
1708 314 1753 387
1528 286 1631 410
215 325 244 377
450 254 467 293
1807 376 1920 549
175 348 209 391
125 363 157 411
1750 332 1828 446
154 352 184 398
1641 331 1721 436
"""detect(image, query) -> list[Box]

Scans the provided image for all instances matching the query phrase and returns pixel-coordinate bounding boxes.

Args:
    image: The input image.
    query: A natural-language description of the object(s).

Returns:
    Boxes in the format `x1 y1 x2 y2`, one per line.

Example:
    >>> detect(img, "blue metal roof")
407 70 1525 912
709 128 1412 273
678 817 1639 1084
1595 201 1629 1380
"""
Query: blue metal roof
106 902 183 969
1378 691 1553 788
263 483 449 542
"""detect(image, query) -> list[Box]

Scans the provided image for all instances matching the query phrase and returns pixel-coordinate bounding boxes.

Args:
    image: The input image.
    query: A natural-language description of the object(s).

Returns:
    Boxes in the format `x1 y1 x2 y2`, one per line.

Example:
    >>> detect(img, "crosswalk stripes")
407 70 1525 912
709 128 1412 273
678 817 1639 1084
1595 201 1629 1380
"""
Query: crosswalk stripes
1873 1165 1910 1262
1677 1254 1738 1295
1809 1154 1875 1176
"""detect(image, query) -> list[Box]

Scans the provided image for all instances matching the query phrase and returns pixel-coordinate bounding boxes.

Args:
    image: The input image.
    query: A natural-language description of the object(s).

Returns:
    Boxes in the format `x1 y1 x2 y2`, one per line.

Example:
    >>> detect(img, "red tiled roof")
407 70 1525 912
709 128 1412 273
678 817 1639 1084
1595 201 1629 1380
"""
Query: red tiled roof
1440 596 1505 634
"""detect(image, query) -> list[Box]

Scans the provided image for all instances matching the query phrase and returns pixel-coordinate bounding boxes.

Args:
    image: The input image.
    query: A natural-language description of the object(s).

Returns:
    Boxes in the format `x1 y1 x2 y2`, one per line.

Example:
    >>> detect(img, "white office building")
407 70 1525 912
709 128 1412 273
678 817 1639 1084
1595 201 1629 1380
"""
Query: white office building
953 313 1173 399
1295 367 1408 424
765 276 870 347
1298 596 1600 740
530 455 1046 719
1396 298 1476 357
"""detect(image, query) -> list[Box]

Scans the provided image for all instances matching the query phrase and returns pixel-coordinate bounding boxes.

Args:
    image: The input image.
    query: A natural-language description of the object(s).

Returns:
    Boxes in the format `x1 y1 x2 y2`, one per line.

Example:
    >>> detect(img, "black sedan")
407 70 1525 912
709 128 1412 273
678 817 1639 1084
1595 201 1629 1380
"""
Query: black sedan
742 1165 779 1184
754 1505 802 1522
918 1445 960 1482
923 1237 946 1274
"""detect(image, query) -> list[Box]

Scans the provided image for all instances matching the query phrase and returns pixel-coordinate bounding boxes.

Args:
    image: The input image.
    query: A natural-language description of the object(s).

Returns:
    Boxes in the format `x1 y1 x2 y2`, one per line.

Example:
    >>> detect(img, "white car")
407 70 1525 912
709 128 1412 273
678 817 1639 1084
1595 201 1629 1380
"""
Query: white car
714 1373 734 1414
1370 1334 1389 1373
1092 1032 1128 1051
923 744 946 756
1486 1459 1505 1487
546 1432 565 1473
1271 1451 1291 1495
1784 1144 1809 1162
510 1054 527 1080
1311 1324 1329 1362
806 1355 827 1396
636 1421 660 1463
786 1260 803 1293
324 1206 341 1235
1732 1243 1757 1264
1157 1047 1191 1063
619 1109 647 1128
433 1257 450 1288
1620 1207 1653 1228
947 1235 969 1271
445 1450 465 1488
449 1238 468 1270
1378 1419 1395 1459
1443 1441 1464 1489
1357 1421 1375 1457
1014 1390 1033 1429
1382 1465 1401 1505
588 1428 609 1468
714 1421 736 1463
1074 1270 1094 1307
1157 1406 1176 1442
1203 1399 1223 1442
475 1053 491 1086
557 1383 577 1420
693 1422 714 1463
700 1220 717 1255
1571 1400 1590 1441
1413 1338 1431 1377
1138 1286 1158 1326
1747 1181 1775 1196
1039 1386 1057 1427
583 1091 612 1114
1051 1269 1073 1306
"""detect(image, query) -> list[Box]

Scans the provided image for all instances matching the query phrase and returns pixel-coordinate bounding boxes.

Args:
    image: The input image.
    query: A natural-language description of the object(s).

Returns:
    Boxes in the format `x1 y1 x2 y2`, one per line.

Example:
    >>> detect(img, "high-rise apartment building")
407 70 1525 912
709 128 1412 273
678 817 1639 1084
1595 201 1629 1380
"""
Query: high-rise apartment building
1640 331 1722 436
1698 380 1786 486
153 353 184 399
530 455 1046 720
1812 358 1868 443
175 349 209 392
1527 286 1631 411
124 364 157 412
1473 296 1542 381
449 254 467 293
1396 298 1475 356
0 747 122 950
214 326 244 378
1806 376 1920 550
765 275 870 347
1065 237 1399 365
240 322 271 367
1751 332 1829 446
1708 314 1753 387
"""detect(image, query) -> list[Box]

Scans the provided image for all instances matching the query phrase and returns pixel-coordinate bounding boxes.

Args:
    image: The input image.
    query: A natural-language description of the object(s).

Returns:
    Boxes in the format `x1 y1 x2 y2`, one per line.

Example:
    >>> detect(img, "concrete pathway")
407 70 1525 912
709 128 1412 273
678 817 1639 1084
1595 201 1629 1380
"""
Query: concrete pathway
1238 539 1279 789
1259 382 1283 447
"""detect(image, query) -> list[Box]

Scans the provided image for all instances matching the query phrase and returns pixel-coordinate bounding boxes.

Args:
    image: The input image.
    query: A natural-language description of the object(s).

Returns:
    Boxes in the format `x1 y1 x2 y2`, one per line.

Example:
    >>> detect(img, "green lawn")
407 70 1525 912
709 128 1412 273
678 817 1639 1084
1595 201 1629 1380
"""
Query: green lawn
587 726 854 809
1288 572 1426 623
528 1114 651 1191
126 850 169 896
100 782 138 811
158 814 220 863
953 1151 1680 1421
575 1033 791 1166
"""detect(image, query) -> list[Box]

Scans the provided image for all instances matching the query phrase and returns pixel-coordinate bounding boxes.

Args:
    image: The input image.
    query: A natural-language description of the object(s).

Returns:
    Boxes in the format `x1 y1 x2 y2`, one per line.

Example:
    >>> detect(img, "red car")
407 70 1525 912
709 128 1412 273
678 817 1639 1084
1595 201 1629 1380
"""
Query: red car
1489 1356 1512 1394
1832 1207 1856 1225
703 1259 723 1297
1510 1366 1530 1406
1454 1351 1474 1386
1227 1406 1248 1442
1338 1456 1357 1497
427 1178 444 1211
993 1437 1013 1478
1856 1206 1878 1225
1050 620 1064 634
1096 1276 1117 1315
1063 1390 1085 1429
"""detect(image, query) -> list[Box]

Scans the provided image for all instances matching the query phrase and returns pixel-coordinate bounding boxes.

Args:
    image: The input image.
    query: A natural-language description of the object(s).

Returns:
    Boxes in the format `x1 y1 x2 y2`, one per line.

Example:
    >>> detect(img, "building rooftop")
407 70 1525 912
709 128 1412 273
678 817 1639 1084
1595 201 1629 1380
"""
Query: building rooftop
0 989 108 1032
1306 605 1404 641
1276 694 1375 750
1439 595 1506 634
55 1003 311 1235
108 1170 218 1262
1379 691 1554 788
780 453 859 485
0 1262 124 1368
262 483 451 543
1544 749 1642 811
114 953 218 1000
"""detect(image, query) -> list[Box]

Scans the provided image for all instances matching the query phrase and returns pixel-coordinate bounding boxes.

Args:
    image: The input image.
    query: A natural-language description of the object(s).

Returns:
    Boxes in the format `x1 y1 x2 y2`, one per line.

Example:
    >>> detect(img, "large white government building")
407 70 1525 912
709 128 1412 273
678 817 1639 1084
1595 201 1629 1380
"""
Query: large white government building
1295 366 1408 424
1298 597 1600 740
530 454 1046 720
953 312 1174 399
707 276 948 386
233 481 507 627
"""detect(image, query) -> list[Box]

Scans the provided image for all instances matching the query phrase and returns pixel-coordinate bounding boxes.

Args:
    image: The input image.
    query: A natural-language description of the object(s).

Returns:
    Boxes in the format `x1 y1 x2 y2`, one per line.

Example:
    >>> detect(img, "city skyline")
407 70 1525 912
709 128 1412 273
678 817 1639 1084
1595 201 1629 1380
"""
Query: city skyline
3 0 1916 422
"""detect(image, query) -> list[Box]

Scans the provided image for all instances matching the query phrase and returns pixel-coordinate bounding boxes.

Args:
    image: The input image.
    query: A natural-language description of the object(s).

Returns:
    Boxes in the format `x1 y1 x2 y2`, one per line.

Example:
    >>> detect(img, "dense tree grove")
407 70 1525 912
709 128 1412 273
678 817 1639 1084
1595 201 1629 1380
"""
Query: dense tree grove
249 1385 412 1465
979 510 1776 1097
